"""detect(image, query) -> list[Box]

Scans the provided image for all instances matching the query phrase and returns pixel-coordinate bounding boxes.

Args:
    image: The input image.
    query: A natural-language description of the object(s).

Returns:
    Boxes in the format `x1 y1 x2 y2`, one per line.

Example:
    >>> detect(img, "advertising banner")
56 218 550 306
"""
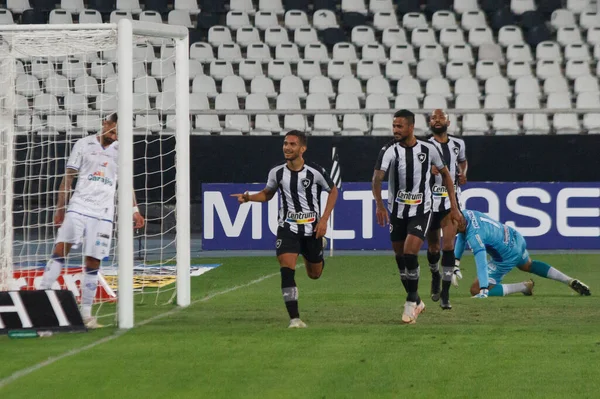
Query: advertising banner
202 182 599 250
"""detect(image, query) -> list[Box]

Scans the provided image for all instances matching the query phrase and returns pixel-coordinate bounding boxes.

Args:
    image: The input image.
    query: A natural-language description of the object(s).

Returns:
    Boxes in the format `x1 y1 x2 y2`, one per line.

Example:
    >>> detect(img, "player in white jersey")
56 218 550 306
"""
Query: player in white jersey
232 130 338 328
39 114 145 328
372 109 461 324
426 109 468 310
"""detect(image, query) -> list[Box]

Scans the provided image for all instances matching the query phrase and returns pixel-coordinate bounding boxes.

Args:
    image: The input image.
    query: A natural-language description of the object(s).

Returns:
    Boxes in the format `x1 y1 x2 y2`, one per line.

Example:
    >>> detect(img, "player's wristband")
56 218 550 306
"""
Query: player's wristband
243 191 250 202
133 206 139 214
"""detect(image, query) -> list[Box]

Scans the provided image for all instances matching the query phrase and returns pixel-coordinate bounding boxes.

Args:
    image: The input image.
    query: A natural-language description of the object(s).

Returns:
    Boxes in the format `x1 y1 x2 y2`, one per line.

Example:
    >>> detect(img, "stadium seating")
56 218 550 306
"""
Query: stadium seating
3 0 599 136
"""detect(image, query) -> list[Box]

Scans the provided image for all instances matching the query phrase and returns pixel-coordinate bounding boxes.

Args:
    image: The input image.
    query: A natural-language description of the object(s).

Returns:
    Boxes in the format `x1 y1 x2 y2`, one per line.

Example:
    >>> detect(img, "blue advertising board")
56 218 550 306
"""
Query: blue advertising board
202 182 599 250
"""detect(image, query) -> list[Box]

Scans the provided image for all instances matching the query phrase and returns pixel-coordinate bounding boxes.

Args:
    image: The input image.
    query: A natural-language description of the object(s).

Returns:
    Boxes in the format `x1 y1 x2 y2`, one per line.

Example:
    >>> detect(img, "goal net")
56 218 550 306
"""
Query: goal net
0 21 190 329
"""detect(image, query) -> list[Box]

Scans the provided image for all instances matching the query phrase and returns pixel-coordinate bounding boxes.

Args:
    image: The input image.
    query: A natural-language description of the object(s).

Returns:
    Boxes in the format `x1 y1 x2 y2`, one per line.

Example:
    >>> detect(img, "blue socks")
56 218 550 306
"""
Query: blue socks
530 260 571 284
529 260 551 278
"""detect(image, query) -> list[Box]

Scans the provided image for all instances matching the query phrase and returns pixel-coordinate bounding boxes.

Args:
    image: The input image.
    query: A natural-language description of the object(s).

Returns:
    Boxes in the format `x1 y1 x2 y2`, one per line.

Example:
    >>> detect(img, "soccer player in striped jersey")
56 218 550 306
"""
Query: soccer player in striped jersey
426 109 468 310
232 130 338 328
372 109 462 324
455 209 591 298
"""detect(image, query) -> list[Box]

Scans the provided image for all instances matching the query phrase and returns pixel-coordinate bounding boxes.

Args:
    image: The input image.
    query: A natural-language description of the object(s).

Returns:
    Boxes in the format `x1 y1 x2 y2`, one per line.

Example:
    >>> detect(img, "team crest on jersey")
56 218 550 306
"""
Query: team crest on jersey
417 153 426 163
301 178 312 188
276 239 282 248
453 147 459 155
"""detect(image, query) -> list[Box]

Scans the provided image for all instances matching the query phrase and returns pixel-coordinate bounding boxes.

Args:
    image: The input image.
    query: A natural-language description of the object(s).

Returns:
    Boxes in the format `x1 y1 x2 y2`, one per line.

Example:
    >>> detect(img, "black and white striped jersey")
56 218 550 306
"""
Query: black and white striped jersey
375 139 445 219
428 135 466 213
265 162 335 236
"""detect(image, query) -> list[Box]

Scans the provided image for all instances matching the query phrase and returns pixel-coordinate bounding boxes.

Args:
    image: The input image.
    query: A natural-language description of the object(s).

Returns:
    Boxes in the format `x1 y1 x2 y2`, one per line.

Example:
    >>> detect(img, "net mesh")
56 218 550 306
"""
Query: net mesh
0 28 182 324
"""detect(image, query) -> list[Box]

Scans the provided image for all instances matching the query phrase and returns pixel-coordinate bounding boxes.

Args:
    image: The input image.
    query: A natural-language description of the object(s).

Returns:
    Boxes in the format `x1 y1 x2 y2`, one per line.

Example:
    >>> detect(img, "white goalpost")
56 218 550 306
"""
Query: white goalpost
0 20 191 329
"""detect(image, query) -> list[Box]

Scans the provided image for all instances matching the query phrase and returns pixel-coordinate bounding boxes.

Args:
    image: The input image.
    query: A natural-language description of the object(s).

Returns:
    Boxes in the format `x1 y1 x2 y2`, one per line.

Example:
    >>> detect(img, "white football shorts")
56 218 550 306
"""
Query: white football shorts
55 211 113 260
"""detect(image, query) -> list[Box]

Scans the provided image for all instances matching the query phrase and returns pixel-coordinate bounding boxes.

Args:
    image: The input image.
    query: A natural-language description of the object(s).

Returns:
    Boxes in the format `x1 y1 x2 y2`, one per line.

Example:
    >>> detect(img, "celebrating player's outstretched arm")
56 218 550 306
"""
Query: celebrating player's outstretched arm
231 188 276 204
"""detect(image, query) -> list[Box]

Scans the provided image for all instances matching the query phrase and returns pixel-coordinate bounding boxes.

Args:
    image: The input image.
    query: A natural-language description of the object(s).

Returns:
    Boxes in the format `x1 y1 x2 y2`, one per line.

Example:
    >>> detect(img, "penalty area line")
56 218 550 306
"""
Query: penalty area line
0 272 279 390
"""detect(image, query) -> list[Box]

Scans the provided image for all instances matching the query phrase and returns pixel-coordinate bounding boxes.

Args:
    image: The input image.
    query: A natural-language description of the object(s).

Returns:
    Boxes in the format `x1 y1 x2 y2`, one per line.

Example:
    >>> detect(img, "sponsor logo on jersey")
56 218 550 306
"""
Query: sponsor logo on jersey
88 170 114 186
395 191 423 205
100 162 108 168
417 153 426 163
432 184 458 197
285 211 317 224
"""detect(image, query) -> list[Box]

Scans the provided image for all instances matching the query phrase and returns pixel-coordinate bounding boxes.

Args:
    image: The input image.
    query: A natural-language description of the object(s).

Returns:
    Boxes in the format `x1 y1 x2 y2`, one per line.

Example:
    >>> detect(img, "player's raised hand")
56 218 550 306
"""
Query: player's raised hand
230 192 250 204
54 208 65 227
375 204 389 227
133 212 145 229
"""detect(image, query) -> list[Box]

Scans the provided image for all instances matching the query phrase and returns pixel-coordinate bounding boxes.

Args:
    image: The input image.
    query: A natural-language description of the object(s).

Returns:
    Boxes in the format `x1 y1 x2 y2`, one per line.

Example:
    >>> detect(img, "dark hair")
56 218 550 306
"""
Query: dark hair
393 109 415 126
105 113 118 123
285 130 307 146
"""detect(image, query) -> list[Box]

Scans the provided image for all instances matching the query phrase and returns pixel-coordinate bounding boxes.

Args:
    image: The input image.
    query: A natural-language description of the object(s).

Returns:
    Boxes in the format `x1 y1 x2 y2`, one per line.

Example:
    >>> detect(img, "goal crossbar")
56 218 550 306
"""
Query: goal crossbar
0 21 188 39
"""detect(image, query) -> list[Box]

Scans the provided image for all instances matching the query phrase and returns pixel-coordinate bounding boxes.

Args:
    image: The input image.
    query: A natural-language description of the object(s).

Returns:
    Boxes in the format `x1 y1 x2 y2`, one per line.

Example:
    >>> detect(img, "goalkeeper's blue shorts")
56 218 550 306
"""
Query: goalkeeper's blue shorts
487 231 529 285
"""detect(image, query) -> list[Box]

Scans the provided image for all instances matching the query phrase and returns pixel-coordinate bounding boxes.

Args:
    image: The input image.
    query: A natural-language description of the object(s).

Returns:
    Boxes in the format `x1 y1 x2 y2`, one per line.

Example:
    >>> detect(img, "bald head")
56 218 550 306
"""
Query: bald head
430 109 449 135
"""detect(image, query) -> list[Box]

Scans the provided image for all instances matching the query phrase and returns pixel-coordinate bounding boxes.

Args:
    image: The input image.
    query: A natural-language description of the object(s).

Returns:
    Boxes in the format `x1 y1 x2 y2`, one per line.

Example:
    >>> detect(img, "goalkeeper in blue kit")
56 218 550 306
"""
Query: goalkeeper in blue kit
455 210 591 298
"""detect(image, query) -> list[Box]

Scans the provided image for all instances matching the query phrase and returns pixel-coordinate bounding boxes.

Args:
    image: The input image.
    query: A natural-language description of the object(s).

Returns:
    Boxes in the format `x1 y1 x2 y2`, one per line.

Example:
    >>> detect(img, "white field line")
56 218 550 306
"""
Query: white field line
0 271 279 390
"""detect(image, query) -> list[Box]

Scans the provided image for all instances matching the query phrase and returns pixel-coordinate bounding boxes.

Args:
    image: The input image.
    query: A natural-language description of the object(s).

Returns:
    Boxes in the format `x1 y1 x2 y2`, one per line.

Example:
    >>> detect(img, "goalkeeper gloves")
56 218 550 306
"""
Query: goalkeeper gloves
472 288 489 298
451 266 463 287
451 259 463 287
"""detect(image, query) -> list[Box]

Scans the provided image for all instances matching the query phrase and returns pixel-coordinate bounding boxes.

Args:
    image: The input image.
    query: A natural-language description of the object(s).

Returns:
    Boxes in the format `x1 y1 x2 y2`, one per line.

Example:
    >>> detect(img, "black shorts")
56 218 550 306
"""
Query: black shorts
429 209 451 232
276 227 324 263
389 213 432 242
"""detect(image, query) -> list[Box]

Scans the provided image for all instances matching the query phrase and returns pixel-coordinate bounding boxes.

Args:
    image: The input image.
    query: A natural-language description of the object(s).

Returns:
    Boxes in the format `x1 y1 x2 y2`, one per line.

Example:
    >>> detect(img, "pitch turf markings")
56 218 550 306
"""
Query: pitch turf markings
0 271 279 390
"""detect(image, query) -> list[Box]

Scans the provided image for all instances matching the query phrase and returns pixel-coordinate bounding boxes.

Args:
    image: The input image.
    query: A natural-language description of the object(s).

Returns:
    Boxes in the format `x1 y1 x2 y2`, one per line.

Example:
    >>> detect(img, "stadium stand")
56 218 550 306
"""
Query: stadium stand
2 0 600 136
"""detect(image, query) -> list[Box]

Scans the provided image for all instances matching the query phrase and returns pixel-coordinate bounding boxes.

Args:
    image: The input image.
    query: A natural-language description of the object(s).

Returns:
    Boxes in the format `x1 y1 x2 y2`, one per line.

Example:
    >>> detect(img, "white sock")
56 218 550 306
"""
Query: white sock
502 282 527 295
80 270 99 319
39 257 65 289
547 267 571 284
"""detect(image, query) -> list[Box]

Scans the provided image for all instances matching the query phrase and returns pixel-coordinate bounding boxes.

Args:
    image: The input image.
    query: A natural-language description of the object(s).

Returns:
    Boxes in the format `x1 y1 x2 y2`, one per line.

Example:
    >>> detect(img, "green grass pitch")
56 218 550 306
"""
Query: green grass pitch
1 253 599 398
